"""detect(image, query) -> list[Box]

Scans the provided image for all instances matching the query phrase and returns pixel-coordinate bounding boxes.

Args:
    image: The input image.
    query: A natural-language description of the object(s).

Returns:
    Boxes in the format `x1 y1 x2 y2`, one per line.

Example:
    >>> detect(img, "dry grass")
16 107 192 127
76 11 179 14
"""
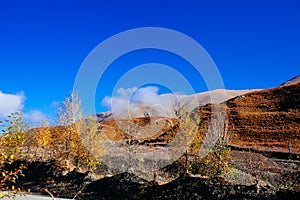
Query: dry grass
226 83 300 153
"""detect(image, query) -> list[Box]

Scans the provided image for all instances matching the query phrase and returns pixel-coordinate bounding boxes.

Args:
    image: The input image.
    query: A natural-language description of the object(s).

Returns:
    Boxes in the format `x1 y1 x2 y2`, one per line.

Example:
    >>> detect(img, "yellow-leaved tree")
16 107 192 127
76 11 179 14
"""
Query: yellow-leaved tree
54 92 102 171
0 112 27 198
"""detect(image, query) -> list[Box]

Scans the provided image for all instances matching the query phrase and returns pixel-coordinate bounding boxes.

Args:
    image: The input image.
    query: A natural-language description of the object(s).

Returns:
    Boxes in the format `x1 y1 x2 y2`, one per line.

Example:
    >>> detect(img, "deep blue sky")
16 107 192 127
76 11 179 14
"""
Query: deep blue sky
0 0 299 119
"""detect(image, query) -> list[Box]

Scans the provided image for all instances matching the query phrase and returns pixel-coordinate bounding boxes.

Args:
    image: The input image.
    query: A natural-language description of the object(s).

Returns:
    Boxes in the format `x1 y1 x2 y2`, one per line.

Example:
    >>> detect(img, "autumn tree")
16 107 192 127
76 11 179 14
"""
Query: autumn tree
34 120 51 148
0 112 27 198
190 104 232 177
25 120 53 160
172 101 232 177
53 92 102 171
57 93 82 152
49 93 81 169
76 116 104 171
0 112 28 157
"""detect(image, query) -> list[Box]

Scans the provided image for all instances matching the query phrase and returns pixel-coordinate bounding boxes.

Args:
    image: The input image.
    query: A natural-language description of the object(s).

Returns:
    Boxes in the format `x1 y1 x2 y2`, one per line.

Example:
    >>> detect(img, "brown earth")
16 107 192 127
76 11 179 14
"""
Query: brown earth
198 82 300 154
100 116 178 141
226 82 300 153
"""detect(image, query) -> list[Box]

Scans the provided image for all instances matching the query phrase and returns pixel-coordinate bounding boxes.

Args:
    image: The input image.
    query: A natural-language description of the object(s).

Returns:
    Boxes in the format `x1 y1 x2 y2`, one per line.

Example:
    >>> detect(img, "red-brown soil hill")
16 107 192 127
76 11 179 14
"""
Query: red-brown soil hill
226 82 300 153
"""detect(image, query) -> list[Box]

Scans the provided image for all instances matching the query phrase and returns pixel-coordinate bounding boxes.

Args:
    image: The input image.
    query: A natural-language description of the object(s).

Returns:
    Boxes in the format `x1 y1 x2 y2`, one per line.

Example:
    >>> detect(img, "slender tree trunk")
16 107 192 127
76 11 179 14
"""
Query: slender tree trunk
185 149 188 174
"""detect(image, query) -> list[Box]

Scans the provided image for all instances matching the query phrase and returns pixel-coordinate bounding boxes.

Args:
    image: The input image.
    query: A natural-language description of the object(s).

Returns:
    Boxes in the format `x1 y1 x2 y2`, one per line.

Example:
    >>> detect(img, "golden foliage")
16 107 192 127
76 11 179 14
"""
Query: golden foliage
0 112 28 156
51 93 102 171
191 145 232 177
34 121 52 147
0 112 27 198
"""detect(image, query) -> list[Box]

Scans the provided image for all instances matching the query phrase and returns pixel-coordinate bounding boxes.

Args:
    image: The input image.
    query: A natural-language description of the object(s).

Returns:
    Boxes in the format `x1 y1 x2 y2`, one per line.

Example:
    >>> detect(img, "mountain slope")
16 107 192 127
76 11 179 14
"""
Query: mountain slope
281 75 300 86
97 79 300 153
225 82 300 153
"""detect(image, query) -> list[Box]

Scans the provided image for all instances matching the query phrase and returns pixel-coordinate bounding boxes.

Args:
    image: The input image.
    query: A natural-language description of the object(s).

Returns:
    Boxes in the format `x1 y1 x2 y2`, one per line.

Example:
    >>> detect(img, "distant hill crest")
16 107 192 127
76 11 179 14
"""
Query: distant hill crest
281 75 300 86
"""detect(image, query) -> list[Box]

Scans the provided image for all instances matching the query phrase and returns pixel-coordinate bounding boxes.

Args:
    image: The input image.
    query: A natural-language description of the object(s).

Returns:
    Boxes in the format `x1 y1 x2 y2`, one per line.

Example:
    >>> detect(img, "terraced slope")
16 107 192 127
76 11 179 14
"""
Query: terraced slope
226 82 300 153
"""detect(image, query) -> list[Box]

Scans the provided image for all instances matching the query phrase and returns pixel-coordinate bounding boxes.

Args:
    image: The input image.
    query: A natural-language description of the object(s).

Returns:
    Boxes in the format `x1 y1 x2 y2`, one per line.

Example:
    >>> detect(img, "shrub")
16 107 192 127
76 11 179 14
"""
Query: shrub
190 145 232 177
0 112 27 198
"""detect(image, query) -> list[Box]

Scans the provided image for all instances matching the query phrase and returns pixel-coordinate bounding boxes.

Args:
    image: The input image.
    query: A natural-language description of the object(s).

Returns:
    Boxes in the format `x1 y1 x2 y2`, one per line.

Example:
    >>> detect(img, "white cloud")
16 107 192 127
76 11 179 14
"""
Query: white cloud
102 87 137 112
102 86 180 118
0 91 48 126
131 86 179 107
0 91 25 117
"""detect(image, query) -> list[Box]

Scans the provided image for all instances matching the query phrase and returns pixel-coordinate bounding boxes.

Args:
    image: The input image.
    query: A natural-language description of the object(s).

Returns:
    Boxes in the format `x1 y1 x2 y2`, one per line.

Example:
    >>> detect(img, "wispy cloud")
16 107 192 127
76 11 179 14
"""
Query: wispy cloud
0 91 25 117
50 100 60 108
24 110 48 125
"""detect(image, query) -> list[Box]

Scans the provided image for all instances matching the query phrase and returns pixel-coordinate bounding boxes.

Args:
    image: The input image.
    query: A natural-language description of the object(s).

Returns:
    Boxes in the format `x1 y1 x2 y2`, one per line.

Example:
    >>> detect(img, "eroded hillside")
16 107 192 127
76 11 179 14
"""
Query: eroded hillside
199 82 300 153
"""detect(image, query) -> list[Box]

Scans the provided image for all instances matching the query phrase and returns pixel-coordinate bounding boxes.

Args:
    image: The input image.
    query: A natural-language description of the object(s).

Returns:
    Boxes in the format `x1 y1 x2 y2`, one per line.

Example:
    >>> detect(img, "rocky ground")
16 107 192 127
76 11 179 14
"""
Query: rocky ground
8 148 300 200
